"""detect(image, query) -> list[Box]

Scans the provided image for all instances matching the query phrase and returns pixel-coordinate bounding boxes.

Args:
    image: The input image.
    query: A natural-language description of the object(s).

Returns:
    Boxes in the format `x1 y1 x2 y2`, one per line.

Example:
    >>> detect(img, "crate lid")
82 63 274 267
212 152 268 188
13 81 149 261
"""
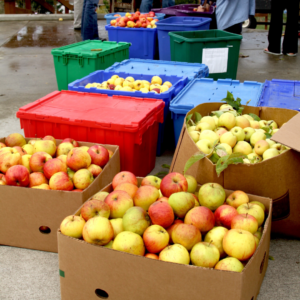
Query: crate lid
16 91 164 134
156 16 211 28
169 78 263 114
258 79 300 111
105 59 209 81
51 40 130 58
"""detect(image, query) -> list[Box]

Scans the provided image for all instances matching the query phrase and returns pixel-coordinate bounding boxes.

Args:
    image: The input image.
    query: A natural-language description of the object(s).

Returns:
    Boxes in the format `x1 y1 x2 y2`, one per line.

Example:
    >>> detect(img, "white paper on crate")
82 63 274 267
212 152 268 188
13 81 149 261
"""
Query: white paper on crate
202 48 229 74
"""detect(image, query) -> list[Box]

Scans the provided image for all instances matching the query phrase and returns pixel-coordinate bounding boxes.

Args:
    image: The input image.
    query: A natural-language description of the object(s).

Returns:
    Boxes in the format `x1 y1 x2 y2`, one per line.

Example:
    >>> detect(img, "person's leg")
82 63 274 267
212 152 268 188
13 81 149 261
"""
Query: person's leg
267 0 284 54
224 23 242 35
282 0 299 54
81 0 99 41
140 0 153 13
74 0 84 29
162 0 175 8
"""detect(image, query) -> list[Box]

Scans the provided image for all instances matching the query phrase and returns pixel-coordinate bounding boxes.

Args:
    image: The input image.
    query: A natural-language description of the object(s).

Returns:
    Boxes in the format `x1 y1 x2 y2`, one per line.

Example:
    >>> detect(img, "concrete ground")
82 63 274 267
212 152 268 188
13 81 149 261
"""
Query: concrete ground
0 20 300 300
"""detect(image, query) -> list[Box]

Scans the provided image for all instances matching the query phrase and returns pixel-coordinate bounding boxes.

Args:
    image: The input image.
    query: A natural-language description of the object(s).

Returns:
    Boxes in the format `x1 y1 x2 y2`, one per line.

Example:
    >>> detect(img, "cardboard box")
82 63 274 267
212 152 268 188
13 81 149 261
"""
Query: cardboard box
0 138 120 252
170 103 300 238
57 179 272 300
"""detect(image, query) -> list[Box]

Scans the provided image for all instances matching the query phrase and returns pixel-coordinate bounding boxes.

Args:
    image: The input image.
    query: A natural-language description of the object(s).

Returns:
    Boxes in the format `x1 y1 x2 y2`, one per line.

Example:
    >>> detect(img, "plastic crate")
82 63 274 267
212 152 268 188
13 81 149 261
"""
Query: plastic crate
105 25 158 59
104 12 165 25
51 40 130 91
170 78 264 145
68 70 189 156
169 30 243 81
156 17 211 61
152 4 199 16
16 91 165 177
105 58 209 81
258 79 300 111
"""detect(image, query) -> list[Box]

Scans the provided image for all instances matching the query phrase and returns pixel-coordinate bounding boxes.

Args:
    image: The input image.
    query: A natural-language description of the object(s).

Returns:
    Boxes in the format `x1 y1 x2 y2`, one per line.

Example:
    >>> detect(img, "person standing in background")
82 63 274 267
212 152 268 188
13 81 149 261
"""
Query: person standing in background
81 0 99 40
215 0 255 35
264 0 299 56
140 0 175 13
73 0 84 29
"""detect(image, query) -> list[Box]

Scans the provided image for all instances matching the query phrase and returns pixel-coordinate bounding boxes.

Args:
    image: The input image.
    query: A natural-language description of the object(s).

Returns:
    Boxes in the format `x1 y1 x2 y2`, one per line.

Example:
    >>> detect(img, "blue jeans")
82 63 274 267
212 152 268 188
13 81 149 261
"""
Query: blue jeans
81 0 99 41
140 0 175 13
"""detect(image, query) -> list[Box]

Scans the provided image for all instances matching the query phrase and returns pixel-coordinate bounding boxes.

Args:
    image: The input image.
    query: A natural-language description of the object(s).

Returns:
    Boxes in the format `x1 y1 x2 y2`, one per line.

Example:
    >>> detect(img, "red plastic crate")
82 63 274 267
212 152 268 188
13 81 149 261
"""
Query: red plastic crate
16 91 165 176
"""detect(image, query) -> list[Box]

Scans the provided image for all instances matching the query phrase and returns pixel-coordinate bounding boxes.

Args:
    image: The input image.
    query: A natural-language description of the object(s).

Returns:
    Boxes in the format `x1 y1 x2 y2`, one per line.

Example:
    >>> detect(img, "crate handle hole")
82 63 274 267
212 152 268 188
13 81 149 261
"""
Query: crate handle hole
260 252 266 274
251 297 254 300
39 226 51 234
95 289 109 299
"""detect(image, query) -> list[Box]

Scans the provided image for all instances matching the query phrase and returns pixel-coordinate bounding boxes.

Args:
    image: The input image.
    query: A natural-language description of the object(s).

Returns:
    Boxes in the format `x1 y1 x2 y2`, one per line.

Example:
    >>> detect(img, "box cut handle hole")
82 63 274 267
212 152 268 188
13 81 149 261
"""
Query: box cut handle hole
251 297 254 300
260 252 266 274
95 289 109 299
39 226 51 234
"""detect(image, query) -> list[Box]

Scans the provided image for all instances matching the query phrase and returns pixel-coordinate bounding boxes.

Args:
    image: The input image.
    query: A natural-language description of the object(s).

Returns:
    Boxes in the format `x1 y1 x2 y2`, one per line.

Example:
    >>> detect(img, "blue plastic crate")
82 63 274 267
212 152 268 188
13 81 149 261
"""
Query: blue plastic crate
104 12 165 25
105 59 209 81
170 78 264 145
258 79 300 111
105 25 158 59
156 17 211 61
68 70 189 156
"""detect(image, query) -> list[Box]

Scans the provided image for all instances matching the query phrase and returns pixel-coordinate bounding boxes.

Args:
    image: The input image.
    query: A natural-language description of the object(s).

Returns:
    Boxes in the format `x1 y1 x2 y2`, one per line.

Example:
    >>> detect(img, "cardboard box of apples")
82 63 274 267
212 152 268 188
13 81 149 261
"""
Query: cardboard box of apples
58 171 272 300
0 134 120 252
170 98 300 238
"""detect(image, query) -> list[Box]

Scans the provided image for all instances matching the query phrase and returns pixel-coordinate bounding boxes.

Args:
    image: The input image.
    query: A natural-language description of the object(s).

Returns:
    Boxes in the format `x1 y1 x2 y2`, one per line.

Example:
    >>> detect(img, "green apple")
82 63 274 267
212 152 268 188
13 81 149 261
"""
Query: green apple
266 139 276 147
190 242 220 268
271 143 284 151
187 126 196 132
230 126 246 141
215 257 244 272
272 128 279 134
200 116 216 130
259 120 268 128
204 226 228 258
233 141 252 155
218 112 236 130
263 148 280 160
189 131 201 143
220 132 237 148
216 143 232 155
199 130 219 145
184 175 198 193
219 104 234 111
168 192 195 218
243 158 251 164
196 122 213 131
250 131 266 146
250 120 260 129
198 183 226 211
195 139 214 158
237 203 265 227
267 120 278 129
243 127 256 142
247 153 262 163
242 114 254 122
254 140 270 156
212 115 219 126
235 116 250 129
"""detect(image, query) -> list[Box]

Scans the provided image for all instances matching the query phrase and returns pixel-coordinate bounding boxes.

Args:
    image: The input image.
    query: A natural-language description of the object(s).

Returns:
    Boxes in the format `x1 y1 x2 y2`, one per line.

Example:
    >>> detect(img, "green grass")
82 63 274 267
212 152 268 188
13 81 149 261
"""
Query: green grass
255 13 287 31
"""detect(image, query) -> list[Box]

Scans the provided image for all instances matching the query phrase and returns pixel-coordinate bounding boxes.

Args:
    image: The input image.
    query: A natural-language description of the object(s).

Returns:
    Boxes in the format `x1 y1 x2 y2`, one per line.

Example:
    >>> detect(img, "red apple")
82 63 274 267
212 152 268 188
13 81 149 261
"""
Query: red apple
0 149 21 173
43 135 56 144
5 165 30 187
81 199 110 221
0 142 6 149
166 220 184 244
44 158 67 179
133 185 160 211
32 183 50 190
49 171 74 191
231 213 259 234
105 190 134 218
184 206 215 234
143 225 169 254
87 164 102 177
214 205 239 229
114 182 138 198
157 197 168 203
87 145 109 167
29 152 52 173
112 171 138 189
62 138 79 147
13 146 27 157
5 133 26 147
148 201 174 229
145 253 159 260
107 149 114 159
67 148 91 171
110 19 117 26
0 174 7 185
160 172 188 197
149 11 155 17
29 172 49 187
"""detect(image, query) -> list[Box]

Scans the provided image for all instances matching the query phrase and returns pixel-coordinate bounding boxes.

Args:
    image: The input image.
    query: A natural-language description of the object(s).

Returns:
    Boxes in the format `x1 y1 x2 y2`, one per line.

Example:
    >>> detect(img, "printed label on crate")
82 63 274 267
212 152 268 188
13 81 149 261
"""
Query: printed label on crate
202 48 228 74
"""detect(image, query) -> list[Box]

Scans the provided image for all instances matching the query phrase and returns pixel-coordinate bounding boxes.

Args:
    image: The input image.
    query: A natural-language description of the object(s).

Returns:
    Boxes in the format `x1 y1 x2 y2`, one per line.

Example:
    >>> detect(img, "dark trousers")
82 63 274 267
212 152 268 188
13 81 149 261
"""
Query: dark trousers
268 0 299 54
224 23 242 35
81 0 99 41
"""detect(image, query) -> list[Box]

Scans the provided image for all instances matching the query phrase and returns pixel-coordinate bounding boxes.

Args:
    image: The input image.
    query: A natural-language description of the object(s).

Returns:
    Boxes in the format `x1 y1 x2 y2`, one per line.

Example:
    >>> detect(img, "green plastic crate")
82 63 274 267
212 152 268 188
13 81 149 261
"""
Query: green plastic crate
169 30 242 80
51 40 130 91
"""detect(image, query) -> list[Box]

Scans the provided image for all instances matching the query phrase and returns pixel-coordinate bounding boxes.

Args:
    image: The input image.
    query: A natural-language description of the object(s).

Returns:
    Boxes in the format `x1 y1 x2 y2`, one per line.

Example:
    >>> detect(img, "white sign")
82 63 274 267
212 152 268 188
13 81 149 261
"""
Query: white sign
202 48 229 74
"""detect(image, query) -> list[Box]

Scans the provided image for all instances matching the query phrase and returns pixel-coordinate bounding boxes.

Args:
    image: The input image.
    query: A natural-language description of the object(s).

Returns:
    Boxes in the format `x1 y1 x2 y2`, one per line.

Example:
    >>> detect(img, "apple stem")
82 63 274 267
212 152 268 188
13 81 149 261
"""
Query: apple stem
209 240 213 246
72 215 75 221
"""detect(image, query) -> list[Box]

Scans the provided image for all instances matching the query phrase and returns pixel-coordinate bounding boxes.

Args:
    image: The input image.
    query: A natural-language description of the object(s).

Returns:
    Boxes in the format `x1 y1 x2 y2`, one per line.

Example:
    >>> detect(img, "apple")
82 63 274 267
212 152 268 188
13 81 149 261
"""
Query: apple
105 190 134 218
80 146 89 152
214 205 238 229
28 138 41 146
57 142 74 156
122 206 150 235
254 140 269 156
215 128 228 138
263 148 280 160
143 225 169 253
112 171 138 189
190 241 220 268
67 148 91 171
49 171 74 191
160 172 188 198
0 174 7 185
218 112 236 130
141 175 161 189
0 149 21 173
184 175 197 193
235 116 250 129
113 231 145 256
166 220 183 244
0 142 6 149
28 152 52 173
73 169 94 190
168 192 195 218
110 19 117 26
114 182 138 198
199 116 216 130
250 120 260 129
172 224 201 251
33 140 56 156
110 218 123 239
237 203 265 227
159 244 190 265
204 226 228 258
91 191 109 201
198 183 226 211
151 76 162 85
67 167 75 182
247 153 262 163
29 172 48 187
233 141 252 155
271 143 285 151
231 213 258 234
184 206 215 233
148 201 174 229
219 104 233 111
199 130 219 145
87 145 109 167
145 253 159 259
114 78 125 86
32 183 50 190
60 215 86 239
5 133 26 147
242 114 254 122
220 132 237 148
226 190 249 208
43 158 67 179
81 199 110 221
107 149 114 159
5 165 30 187
187 126 196 132
43 135 56 144
266 139 276 147
250 201 265 212
230 126 245 141
259 120 268 128
87 164 102 177
57 155 67 165
13 146 27 157
214 257 244 272
243 127 256 142
62 138 79 147
223 229 256 261
195 139 214 158
83 216 114 246
133 186 159 211
250 131 266 146
157 197 169 203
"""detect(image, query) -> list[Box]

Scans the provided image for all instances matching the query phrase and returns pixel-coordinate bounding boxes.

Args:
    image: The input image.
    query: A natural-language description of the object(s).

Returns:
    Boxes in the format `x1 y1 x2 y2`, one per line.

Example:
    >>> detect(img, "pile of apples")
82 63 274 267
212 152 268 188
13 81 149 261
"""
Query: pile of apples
193 0 213 12
60 171 266 272
85 75 172 94
110 11 159 29
187 103 289 163
0 133 113 191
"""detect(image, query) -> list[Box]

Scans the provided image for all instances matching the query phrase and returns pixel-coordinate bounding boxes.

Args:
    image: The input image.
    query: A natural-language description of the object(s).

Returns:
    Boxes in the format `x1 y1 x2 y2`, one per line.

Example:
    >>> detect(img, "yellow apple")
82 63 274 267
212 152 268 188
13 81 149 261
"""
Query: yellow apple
151 76 162 85
22 144 34 155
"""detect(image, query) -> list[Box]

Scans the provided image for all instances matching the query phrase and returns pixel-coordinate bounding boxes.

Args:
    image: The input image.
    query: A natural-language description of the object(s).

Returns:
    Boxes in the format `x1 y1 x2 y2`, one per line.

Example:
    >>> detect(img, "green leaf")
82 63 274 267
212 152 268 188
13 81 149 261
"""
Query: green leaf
215 153 246 176
211 110 224 118
153 171 169 178
269 255 275 261
249 113 261 121
161 164 170 169
265 133 272 139
184 153 207 175
221 91 244 114
186 114 193 125
194 112 202 123
262 126 271 134
209 152 220 164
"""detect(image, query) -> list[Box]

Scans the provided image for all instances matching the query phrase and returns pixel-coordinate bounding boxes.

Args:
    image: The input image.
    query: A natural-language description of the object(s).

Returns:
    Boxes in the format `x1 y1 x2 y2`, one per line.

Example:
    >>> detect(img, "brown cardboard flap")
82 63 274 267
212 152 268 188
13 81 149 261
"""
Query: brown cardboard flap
271 113 300 152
